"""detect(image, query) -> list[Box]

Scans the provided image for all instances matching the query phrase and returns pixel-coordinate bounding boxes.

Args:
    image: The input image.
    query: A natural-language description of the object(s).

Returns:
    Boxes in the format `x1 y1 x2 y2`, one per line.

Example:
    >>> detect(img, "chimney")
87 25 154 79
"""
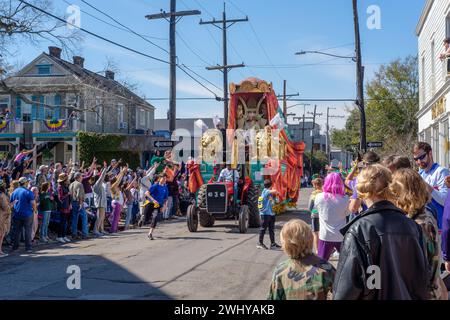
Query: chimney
105 70 115 80
73 56 85 68
48 46 62 59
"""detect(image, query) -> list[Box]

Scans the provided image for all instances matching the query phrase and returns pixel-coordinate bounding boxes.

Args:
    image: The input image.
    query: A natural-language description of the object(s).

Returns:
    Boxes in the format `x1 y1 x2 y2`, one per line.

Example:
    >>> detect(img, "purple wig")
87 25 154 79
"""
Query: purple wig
323 172 345 200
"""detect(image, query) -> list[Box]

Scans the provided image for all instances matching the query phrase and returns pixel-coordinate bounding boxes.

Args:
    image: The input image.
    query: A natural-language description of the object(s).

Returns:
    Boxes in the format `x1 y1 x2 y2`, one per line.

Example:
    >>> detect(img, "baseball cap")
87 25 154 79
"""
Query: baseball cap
18 177 28 185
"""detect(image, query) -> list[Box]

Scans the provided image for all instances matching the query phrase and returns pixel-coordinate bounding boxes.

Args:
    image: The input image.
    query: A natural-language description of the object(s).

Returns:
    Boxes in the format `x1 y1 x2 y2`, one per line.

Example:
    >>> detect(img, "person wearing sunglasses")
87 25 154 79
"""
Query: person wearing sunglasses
413 142 449 231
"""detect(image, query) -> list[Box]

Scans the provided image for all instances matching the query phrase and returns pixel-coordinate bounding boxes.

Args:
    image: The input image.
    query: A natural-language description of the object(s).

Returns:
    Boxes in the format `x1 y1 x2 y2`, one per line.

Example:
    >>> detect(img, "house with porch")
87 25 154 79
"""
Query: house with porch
0 46 155 166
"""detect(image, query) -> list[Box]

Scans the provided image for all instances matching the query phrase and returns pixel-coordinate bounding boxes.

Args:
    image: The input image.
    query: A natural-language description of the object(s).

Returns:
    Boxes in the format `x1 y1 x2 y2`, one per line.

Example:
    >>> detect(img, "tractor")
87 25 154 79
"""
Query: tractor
186 78 305 233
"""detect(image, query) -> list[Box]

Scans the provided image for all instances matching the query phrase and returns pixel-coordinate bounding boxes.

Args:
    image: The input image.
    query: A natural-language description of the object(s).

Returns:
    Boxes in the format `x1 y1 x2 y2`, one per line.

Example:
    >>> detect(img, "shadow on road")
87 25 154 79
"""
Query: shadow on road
0 253 172 300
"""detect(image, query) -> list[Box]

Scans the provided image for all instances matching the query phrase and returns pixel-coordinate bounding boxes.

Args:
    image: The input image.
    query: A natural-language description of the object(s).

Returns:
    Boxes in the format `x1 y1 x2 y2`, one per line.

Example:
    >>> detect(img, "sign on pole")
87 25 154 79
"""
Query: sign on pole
367 142 383 148
154 140 175 148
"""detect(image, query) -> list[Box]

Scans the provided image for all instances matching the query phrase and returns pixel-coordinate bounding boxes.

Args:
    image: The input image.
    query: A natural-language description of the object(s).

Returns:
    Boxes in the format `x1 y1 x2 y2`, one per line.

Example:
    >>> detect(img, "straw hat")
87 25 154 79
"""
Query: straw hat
57 173 68 183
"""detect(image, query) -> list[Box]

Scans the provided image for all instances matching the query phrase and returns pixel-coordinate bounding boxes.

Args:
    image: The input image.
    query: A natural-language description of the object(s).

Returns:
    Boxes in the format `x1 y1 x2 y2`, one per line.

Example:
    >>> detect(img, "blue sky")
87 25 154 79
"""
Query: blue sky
12 0 426 131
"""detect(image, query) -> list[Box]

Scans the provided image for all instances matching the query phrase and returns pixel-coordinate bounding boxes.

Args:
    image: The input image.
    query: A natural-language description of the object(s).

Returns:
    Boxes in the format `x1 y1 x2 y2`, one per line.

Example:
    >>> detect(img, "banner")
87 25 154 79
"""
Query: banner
43 119 66 132
0 120 10 132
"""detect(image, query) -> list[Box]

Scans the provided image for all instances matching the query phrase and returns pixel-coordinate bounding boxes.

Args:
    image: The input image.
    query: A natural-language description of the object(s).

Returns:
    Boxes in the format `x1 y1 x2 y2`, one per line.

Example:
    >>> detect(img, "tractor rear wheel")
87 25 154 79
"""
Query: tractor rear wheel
197 184 207 208
199 209 215 227
239 205 249 234
187 205 198 232
247 183 261 228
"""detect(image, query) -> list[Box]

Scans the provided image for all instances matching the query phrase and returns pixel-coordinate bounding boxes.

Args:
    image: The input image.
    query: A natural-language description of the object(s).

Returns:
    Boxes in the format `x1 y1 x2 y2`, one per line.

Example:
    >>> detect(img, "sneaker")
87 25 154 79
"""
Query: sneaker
270 243 281 249
0 252 8 258
148 234 154 240
256 243 268 250
25 249 33 254
63 237 71 242
93 232 102 237
56 237 66 243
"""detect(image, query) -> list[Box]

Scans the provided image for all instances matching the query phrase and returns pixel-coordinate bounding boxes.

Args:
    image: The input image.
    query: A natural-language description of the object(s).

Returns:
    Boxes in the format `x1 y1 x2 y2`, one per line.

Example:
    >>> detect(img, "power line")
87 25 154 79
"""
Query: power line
60 0 167 40
227 0 296 93
19 0 221 100
19 0 170 64
180 64 222 93
80 0 169 54
175 29 213 66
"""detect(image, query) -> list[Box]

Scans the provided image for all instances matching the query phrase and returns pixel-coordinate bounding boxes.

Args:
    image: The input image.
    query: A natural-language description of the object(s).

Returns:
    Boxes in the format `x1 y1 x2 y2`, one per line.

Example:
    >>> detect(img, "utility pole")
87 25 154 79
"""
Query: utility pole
146 1 201 133
307 105 323 175
326 107 345 164
200 2 247 128
352 0 366 153
283 80 287 117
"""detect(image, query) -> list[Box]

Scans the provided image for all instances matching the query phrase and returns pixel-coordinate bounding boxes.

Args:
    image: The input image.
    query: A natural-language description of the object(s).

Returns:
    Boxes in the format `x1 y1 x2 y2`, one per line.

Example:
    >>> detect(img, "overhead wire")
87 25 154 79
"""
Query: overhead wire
19 0 222 99
60 0 167 40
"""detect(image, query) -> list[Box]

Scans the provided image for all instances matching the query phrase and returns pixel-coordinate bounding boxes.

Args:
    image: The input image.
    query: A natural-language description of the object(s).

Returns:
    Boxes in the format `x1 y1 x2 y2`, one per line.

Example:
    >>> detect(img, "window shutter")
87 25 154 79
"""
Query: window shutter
31 95 37 120
39 96 45 119
54 94 61 119
16 96 22 119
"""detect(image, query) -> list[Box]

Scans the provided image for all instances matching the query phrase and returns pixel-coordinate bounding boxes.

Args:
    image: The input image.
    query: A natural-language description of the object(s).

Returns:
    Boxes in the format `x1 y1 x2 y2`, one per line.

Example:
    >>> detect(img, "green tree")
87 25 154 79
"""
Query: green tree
331 55 419 157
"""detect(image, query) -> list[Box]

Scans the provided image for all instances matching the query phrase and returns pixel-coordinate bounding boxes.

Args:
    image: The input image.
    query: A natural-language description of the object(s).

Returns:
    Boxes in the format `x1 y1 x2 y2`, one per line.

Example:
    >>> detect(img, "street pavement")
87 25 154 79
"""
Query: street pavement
0 188 314 300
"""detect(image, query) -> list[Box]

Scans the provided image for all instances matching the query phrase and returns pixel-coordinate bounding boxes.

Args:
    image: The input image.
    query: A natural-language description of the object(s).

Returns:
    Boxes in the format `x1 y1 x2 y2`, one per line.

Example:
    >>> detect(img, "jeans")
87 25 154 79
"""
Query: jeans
164 196 173 219
58 213 69 238
71 201 88 237
171 196 179 216
259 215 275 244
12 215 33 251
125 203 134 228
40 211 51 239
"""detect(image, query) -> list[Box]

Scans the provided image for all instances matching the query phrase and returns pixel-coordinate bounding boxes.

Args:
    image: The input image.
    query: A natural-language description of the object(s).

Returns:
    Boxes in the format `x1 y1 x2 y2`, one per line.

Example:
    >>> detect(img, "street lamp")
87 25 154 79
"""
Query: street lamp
295 50 356 62
295 49 366 153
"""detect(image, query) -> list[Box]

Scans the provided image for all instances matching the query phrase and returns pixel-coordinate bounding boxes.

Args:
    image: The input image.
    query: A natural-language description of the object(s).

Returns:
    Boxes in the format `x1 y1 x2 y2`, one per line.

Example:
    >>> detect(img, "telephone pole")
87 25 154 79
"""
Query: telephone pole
200 2 248 128
352 0 366 153
307 105 323 175
146 0 201 133
326 107 345 164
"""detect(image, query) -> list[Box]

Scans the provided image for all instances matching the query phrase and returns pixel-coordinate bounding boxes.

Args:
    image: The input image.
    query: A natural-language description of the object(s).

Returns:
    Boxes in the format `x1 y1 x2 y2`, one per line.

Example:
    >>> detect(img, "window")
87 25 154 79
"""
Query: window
431 40 436 95
22 95 32 122
446 14 450 38
37 65 51 75
139 109 145 126
444 120 449 168
95 98 102 125
433 125 439 162
0 95 10 112
421 56 426 105
117 103 124 128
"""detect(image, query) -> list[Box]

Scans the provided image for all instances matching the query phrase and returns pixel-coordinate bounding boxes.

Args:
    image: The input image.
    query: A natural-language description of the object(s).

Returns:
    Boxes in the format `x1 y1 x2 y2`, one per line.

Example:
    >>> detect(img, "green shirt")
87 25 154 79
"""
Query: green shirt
39 192 53 212
267 255 335 300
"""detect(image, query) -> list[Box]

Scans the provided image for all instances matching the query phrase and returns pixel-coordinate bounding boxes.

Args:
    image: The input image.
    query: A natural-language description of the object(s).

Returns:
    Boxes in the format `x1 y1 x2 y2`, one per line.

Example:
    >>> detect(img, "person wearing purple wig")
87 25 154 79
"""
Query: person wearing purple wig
313 172 350 261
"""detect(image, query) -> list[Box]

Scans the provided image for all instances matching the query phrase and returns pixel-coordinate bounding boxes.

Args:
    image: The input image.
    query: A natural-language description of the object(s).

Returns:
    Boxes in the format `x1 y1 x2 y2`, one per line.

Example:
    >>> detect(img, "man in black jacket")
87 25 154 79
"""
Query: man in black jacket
333 165 430 300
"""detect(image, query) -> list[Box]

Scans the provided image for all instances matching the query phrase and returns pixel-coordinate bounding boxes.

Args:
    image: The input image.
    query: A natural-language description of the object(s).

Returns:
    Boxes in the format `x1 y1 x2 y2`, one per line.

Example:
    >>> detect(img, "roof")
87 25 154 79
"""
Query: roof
2 52 154 110
415 0 434 36
46 53 153 109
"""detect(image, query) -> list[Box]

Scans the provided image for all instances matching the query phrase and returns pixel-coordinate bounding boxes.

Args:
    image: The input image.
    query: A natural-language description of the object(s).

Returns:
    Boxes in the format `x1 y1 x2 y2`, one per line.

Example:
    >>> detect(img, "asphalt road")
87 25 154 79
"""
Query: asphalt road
0 188 314 300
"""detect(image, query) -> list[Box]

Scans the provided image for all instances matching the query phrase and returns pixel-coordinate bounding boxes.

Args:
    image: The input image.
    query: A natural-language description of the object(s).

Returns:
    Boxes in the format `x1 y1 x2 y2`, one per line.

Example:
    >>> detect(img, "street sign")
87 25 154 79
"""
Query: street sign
367 142 383 148
154 140 175 148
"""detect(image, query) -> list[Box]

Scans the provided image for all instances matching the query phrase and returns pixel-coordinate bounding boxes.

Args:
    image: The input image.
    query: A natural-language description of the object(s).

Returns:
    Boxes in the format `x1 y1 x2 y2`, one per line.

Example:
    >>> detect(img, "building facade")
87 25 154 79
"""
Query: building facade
0 46 154 165
416 0 450 168
287 122 326 153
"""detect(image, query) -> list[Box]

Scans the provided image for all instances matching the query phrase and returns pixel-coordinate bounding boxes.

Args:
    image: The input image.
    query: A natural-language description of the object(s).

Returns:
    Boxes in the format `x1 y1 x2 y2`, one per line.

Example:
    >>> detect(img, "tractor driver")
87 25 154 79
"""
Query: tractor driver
218 164 239 196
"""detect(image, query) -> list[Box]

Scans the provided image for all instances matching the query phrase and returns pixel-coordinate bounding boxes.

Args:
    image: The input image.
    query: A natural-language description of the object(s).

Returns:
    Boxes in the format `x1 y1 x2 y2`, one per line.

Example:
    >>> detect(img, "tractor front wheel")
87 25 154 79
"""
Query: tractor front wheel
239 205 249 234
199 209 215 227
247 183 261 228
187 204 198 232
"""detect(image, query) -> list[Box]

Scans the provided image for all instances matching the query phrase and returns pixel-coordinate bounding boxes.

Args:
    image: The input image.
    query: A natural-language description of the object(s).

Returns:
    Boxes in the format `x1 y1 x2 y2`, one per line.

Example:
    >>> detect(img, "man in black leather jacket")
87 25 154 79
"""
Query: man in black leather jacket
333 200 430 300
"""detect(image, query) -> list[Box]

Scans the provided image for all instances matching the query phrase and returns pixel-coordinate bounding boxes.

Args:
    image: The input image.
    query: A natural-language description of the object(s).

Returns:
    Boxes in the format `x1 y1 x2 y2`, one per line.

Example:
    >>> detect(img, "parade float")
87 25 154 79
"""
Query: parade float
187 78 305 233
